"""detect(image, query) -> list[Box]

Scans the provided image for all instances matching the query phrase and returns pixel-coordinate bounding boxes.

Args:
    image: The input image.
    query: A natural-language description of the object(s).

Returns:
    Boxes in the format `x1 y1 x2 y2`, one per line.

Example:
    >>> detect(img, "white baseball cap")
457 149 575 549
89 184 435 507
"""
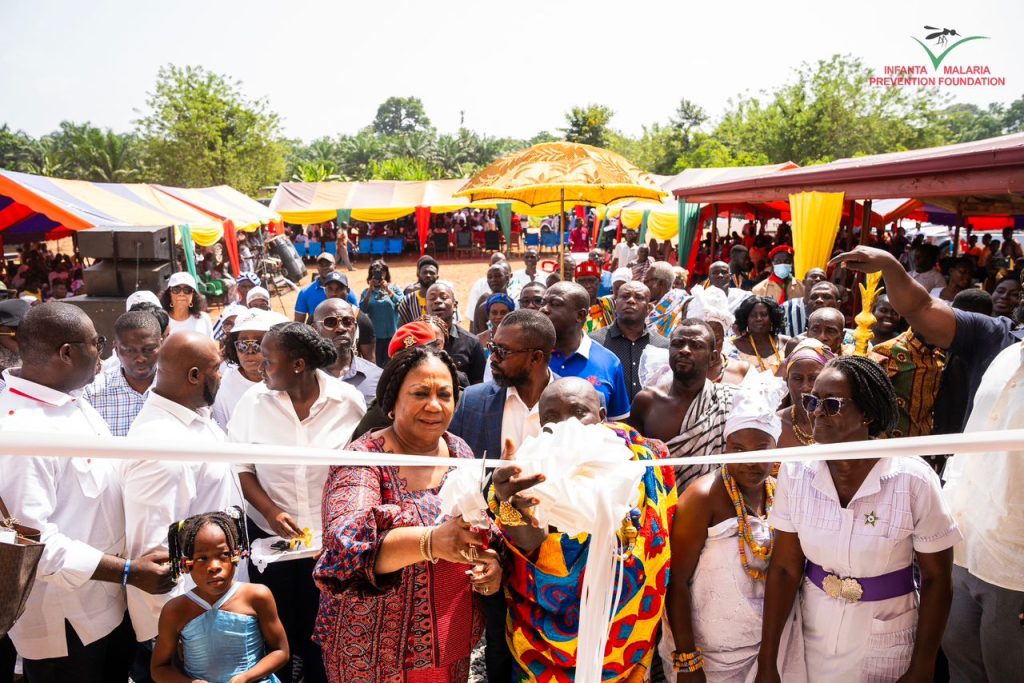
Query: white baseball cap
125 290 162 311
246 286 271 305
233 309 289 334
611 267 632 285
168 272 198 290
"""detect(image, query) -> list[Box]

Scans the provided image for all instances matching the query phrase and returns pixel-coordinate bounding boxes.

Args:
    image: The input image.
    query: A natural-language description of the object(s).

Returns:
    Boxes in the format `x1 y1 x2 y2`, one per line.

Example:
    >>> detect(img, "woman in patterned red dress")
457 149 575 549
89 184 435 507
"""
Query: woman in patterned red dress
313 345 501 682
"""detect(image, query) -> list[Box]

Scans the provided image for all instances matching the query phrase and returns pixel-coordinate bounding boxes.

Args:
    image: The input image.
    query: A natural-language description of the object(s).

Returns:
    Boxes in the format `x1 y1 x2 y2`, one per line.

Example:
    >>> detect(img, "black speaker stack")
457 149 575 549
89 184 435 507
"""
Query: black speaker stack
77 226 177 297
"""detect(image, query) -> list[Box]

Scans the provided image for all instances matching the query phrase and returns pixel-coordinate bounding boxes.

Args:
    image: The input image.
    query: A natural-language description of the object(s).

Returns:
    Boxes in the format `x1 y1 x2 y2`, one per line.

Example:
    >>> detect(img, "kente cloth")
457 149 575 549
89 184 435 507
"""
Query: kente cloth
871 330 945 438
645 290 689 338
313 431 483 683
501 423 677 682
665 380 735 492
584 298 615 335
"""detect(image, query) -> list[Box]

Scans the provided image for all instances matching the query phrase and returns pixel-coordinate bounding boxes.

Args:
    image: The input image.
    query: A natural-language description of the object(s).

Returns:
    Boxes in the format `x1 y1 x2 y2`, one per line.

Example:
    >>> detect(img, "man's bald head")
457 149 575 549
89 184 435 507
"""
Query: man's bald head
16 302 100 392
154 331 223 409
17 301 93 365
806 307 846 354
490 252 507 265
548 282 590 311
312 297 354 322
538 376 606 426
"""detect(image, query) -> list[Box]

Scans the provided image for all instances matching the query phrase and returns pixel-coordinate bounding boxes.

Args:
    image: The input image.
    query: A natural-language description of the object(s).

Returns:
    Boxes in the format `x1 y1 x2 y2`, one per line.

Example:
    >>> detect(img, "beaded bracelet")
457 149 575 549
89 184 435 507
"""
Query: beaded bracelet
418 528 431 562
672 648 704 673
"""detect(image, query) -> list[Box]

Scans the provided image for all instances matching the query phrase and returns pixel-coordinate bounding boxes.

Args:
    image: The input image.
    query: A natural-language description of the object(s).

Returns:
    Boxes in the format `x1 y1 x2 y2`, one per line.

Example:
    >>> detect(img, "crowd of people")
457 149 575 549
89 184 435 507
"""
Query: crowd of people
0 216 1022 683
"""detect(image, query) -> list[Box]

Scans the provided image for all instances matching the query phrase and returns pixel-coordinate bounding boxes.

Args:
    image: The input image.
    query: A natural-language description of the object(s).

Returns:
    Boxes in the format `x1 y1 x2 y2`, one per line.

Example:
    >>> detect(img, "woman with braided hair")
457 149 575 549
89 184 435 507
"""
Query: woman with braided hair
756 356 961 682
730 296 791 375
314 345 502 682
229 321 367 683
153 509 288 683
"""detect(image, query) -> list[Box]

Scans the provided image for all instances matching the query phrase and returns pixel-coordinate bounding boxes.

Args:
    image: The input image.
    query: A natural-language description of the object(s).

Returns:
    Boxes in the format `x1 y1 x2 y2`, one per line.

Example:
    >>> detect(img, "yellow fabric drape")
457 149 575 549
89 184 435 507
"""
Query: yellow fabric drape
179 223 224 247
789 191 845 280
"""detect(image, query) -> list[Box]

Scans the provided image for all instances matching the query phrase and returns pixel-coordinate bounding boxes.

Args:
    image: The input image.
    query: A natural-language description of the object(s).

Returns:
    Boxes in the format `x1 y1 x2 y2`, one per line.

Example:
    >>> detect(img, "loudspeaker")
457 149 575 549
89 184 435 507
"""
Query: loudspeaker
64 296 126 359
83 260 172 298
268 235 306 283
78 226 175 261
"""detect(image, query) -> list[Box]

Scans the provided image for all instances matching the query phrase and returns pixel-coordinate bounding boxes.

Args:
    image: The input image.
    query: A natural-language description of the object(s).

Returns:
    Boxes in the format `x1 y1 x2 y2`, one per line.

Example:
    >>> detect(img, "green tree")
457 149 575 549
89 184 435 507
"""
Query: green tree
1002 94 1024 133
368 157 436 181
136 64 286 192
936 103 1006 143
372 96 432 136
0 124 39 173
561 104 614 147
338 131 384 180
290 160 341 182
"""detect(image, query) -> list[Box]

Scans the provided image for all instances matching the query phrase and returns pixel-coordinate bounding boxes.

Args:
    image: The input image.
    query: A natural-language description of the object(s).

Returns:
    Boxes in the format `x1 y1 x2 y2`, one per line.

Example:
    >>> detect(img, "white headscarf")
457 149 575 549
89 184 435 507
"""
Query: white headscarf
723 371 788 441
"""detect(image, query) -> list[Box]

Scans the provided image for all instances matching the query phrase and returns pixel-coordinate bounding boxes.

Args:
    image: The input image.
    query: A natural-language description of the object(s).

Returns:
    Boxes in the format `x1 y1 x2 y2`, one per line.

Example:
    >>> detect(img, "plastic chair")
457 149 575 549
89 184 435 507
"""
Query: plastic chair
430 232 450 258
355 239 372 259
540 232 559 252
386 238 403 256
455 231 474 258
525 232 540 249
307 241 322 259
483 231 502 253
370 238 387 257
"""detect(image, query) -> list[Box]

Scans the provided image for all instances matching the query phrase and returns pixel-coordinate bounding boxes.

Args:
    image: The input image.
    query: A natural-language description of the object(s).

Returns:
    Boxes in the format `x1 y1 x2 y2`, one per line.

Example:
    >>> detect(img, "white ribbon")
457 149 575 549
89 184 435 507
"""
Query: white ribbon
1 428 1020 470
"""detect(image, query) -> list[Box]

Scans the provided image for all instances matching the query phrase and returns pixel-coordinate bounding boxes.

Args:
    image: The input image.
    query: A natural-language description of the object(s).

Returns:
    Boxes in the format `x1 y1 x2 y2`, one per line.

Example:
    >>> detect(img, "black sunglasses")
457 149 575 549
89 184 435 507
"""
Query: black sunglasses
169 285 194 295
487 342 538 361
801 393 849 417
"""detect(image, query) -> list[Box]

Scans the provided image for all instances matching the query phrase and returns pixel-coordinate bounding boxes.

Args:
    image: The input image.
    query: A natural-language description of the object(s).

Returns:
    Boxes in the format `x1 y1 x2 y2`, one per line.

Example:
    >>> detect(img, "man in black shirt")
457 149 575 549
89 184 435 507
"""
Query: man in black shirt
425 281 485 384
590 281 668 400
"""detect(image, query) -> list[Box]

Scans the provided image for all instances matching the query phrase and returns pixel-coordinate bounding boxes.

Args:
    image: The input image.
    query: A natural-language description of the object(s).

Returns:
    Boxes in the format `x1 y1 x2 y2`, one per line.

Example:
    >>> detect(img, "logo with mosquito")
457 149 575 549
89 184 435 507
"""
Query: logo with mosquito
912 26 989 71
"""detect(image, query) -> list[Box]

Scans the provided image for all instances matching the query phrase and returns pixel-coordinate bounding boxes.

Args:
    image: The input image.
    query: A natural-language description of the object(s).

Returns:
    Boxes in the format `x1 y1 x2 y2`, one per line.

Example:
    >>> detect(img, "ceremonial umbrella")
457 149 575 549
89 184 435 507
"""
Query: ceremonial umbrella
454 142 666 273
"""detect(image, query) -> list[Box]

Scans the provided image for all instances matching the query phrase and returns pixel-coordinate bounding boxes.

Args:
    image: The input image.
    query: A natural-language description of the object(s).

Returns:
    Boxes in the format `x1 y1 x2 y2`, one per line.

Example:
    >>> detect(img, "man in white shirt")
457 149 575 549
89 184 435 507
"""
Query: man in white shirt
0 302 172 681
123 332 242 673
83 311 162 436
447 309 557 682
466 252 509 321
611 228 639 270
511 248 542 290
941 341 1024 681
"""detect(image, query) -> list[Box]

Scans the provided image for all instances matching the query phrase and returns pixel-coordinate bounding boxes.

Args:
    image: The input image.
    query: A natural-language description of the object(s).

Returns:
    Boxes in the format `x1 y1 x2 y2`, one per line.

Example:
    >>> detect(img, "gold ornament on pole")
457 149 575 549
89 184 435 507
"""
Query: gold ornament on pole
853 272 884 356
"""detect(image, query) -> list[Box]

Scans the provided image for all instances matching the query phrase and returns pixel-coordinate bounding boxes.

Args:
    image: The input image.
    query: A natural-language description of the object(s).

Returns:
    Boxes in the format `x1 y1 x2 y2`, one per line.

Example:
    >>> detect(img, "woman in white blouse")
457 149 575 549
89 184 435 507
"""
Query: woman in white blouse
756 356 960 683
160 271 214 338
228 321 367 683
212 309 286 429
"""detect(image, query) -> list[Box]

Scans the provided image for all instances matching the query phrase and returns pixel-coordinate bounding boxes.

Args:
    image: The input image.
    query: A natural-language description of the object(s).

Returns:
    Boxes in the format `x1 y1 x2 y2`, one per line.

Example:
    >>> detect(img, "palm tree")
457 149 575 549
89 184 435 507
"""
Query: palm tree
339 132 382 180
291 160 342 182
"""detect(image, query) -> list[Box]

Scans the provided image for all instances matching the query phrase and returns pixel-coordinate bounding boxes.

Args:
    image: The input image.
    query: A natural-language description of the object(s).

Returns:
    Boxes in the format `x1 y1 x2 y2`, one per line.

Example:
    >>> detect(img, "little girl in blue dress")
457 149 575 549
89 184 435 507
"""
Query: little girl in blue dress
152 509 288 683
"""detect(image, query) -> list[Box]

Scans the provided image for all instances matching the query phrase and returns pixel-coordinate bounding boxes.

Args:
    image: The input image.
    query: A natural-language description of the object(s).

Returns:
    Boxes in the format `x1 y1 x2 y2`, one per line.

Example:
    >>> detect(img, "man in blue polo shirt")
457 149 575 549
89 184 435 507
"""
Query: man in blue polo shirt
293 253 356 323
540 281 630 420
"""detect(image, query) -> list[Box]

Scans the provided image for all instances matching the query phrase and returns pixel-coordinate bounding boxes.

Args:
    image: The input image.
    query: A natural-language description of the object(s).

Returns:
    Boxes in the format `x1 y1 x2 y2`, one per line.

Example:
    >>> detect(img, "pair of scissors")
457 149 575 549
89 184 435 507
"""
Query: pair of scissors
477 451 490 551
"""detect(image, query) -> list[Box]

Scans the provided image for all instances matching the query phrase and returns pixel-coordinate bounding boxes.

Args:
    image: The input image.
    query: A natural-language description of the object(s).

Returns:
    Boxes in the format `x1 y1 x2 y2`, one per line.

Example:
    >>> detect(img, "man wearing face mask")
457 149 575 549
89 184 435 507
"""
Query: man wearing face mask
752 245 804 303
123 332 243 679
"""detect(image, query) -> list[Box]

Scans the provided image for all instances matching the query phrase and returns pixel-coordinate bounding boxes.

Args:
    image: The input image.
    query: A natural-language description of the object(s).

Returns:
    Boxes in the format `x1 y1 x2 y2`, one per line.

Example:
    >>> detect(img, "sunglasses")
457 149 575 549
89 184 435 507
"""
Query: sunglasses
518 296 544 307
320 315 356 330
67 335 107 353
487 342 537 361
169 285 194 295
234 339 262 355
801 393 849 417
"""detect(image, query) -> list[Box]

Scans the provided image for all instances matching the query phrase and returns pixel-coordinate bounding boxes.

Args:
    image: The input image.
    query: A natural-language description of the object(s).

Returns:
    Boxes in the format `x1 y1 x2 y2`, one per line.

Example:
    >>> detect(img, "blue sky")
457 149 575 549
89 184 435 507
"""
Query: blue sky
1 0 1020 141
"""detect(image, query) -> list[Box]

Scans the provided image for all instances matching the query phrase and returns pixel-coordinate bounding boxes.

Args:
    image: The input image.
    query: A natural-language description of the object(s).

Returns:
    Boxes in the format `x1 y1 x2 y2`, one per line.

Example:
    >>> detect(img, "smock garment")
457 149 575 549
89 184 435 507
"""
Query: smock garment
769 457 960 682
180 583 281 683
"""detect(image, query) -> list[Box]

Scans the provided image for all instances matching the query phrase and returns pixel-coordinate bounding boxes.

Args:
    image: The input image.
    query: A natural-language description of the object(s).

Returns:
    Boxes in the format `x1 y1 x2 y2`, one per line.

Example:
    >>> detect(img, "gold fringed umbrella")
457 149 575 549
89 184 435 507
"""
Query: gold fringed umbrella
455 142 666 275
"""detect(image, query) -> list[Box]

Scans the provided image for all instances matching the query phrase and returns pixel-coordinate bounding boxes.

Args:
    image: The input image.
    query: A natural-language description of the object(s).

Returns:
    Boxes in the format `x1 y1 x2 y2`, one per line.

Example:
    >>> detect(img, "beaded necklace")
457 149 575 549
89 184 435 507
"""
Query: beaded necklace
721 465 775 581
747 334 780 373
790 404 815 445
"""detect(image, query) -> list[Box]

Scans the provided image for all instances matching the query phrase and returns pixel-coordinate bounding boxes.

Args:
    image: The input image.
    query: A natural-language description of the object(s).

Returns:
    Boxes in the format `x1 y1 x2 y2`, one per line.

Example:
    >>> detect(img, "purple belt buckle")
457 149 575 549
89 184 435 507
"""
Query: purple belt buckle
806 562 916 603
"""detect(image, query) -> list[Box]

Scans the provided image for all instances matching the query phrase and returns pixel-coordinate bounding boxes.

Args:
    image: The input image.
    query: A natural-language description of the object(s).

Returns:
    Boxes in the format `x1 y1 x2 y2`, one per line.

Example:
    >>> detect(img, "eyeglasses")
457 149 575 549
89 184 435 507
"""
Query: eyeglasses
234 339 262 355
320 315 356 330
169 285 194 295
801 393 849 417
487 342 538 361
67 335 106 353
518 296 544 307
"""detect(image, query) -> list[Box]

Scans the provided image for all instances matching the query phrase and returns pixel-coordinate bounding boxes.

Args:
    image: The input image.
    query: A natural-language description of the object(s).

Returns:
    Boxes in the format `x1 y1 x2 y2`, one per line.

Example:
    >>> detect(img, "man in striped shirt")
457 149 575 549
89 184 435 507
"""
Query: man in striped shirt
782 268 829 337
629 319 735 492
83 311 162 436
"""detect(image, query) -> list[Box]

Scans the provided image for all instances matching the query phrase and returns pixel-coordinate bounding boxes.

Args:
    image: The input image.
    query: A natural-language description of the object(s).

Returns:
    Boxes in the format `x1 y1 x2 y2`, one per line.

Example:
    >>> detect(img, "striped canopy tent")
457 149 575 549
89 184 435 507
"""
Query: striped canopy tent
0 171 224 246
156 184 283 274
271 179 543 256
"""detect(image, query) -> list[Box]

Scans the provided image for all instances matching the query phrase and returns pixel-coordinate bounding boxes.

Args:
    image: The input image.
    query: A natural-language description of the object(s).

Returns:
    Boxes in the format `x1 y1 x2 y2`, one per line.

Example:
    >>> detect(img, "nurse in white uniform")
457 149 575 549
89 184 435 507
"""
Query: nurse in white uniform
756 356 960 683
